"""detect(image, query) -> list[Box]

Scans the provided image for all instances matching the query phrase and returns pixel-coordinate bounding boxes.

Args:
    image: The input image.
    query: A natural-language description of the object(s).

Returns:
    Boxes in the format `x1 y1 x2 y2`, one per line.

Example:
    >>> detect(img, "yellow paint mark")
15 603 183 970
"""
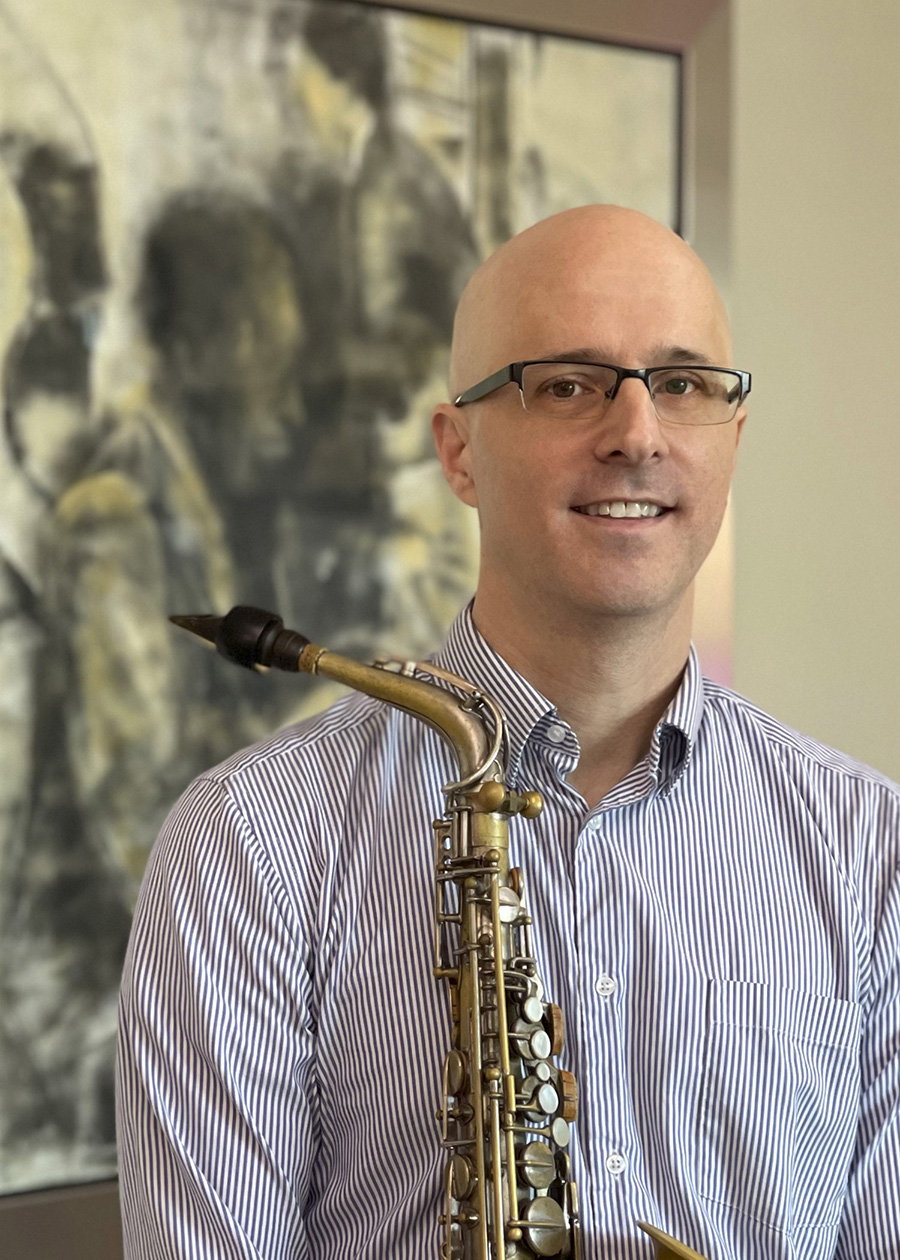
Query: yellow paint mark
56 469 145 527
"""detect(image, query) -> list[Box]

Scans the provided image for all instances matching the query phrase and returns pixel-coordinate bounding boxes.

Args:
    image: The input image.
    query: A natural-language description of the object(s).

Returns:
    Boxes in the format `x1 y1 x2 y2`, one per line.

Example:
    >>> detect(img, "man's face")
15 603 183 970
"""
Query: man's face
435 222 745 628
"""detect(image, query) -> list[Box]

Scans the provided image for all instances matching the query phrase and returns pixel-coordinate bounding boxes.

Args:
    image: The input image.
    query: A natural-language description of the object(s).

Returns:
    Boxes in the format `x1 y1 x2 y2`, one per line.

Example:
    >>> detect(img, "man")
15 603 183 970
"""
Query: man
116 206 900 1259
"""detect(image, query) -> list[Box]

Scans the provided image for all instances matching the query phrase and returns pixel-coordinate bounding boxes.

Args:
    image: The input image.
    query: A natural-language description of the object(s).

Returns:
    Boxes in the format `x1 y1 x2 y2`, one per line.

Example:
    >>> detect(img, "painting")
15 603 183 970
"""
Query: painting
0 0 681 1193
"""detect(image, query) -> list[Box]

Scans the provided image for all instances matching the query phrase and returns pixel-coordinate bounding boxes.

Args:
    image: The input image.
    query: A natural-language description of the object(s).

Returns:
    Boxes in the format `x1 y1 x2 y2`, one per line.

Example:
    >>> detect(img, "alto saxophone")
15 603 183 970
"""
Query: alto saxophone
172 605 707 1260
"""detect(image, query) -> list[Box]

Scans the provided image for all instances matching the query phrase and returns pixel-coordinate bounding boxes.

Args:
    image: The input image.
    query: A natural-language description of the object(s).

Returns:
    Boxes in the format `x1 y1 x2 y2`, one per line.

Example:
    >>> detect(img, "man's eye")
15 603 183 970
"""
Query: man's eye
541 376 598 400
660 376 694 396
548 379 581 398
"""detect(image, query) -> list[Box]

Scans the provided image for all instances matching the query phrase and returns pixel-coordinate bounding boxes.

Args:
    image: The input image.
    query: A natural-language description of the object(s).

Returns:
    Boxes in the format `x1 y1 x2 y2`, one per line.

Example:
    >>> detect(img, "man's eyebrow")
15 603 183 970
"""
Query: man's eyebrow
650 345 717 366
529 346 718 366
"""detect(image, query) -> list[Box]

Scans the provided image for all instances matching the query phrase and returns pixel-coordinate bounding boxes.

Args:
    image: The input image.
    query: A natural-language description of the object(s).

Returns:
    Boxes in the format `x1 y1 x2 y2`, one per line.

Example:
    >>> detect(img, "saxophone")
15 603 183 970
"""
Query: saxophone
172 605 707 1260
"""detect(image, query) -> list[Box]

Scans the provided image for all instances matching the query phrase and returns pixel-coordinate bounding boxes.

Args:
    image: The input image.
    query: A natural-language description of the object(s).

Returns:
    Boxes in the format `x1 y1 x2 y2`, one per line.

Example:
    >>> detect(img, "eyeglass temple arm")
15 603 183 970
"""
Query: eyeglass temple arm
727 371 752 403
453 364 517 406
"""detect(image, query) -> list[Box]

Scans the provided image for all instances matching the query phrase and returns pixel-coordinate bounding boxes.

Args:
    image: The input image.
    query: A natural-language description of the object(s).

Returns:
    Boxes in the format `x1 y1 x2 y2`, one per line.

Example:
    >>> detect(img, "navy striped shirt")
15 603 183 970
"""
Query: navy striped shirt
116 605 900 1259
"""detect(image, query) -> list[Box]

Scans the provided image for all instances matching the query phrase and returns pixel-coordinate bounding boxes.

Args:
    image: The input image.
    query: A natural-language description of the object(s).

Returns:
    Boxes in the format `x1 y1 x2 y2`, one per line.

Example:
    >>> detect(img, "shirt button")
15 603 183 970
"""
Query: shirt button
596 974 617 998
546 724 568 744
606 1152 628 1176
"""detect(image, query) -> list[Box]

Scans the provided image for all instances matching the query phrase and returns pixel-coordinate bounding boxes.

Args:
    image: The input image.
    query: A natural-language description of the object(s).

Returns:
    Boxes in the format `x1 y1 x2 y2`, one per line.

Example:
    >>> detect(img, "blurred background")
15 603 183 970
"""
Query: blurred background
0 0 897 1255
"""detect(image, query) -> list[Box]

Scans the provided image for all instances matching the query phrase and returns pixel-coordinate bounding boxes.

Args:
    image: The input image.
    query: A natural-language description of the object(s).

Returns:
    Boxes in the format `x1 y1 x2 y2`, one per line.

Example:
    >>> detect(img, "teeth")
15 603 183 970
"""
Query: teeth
579 501 663 518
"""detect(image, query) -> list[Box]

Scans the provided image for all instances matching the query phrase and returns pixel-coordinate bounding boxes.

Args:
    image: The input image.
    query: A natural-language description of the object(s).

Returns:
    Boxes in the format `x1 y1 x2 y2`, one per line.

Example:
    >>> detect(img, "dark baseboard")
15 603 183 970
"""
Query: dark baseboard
0 1180 123 1260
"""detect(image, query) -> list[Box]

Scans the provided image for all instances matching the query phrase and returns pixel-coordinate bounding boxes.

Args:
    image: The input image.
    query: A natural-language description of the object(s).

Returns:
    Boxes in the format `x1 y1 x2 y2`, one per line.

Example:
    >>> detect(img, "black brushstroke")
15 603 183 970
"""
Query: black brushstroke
474 44 513 246
139 192 307 615
303 4 388 110
14 145 107 307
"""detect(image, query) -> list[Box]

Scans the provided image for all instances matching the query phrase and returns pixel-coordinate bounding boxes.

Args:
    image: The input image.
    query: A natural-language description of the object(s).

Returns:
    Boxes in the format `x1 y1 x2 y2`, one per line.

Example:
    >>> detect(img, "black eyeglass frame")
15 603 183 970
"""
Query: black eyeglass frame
453 360 752 422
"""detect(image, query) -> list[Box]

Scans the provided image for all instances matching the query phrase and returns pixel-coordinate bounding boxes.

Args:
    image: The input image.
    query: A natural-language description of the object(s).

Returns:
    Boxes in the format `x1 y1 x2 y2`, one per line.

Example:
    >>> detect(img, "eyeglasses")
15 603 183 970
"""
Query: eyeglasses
453 360 751 426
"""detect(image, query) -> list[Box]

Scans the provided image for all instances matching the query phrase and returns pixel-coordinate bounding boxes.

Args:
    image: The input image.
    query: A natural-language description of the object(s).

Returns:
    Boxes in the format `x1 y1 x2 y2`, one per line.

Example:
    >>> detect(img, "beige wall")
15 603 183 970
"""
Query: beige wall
731 0 900 778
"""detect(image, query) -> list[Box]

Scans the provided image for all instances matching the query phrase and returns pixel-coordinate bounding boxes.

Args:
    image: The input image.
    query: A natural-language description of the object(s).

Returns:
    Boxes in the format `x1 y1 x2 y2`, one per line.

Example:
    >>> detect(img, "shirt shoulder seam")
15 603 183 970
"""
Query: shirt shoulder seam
200 691 391 785
701 680 900 796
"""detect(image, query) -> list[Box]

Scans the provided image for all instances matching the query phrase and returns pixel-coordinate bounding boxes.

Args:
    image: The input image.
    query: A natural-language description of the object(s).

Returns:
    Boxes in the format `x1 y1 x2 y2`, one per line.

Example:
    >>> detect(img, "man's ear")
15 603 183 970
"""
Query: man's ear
731 403 747 474
735 403 748 446
432 402 478 507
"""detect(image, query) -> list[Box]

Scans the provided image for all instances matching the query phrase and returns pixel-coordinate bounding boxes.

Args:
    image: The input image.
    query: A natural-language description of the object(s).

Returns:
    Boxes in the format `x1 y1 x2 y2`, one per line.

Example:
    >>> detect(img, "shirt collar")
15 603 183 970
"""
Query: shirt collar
651 644 704 795
433 603 706 796
433 603 557 786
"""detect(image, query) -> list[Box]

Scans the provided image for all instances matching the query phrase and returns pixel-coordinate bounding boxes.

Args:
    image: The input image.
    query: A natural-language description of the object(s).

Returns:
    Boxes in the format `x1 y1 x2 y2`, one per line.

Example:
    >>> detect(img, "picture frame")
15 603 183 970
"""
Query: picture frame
0 0 692 1242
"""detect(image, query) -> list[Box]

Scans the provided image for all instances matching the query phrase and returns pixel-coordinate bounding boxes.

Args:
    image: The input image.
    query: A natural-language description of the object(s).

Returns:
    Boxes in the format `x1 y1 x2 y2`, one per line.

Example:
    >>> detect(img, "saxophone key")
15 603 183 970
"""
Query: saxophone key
545 1003 566 1056
517 1075 557 1122
443 1048 468 1097
550 1117 570 1148
518 1141 557 1190
522 995 543 1023
497 885 521 923
511 1018 553 1062
449 1153 476 1200
519 1197 569 1257
536 1083 560 1116
558 1070 578 1122
530 1029 552 1060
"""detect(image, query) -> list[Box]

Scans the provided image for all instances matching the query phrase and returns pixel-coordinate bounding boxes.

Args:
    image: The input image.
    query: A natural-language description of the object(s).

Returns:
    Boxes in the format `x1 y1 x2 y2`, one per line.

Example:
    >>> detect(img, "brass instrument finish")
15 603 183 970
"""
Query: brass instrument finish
171 606 708 1260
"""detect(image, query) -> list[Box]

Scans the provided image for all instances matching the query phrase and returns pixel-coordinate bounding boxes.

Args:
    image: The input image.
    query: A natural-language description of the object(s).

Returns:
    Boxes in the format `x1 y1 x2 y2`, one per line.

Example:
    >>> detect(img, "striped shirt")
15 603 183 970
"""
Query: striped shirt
116 604 900 1259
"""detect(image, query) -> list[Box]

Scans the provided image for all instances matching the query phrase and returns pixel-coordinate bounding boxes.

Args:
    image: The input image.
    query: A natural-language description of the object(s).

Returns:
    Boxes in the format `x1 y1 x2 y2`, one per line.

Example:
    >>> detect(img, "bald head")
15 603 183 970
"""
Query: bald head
432 203 746 647
449 205 731 398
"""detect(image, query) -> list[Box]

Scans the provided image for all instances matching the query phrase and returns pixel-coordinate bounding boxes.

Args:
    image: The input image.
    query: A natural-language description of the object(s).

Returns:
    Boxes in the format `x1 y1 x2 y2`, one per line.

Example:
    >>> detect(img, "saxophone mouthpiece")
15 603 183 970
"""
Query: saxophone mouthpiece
169 605 311 672
169 614 222 646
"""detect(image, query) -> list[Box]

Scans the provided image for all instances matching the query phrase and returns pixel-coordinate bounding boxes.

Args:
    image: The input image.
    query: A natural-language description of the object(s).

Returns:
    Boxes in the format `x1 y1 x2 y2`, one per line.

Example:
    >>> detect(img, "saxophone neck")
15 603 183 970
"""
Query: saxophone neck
303 650 547 829
302 647 500 788
168 604 503 788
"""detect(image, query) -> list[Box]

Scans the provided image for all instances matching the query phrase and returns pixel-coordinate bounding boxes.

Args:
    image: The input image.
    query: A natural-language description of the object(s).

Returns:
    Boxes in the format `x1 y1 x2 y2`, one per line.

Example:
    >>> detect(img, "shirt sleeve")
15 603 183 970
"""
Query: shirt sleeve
834 787 900 1258
116 773 319 1260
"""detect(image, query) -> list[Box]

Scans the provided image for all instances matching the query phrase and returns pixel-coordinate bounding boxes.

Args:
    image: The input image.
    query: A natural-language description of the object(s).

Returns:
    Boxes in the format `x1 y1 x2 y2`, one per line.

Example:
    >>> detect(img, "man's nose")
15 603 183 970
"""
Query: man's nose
591 377 669 463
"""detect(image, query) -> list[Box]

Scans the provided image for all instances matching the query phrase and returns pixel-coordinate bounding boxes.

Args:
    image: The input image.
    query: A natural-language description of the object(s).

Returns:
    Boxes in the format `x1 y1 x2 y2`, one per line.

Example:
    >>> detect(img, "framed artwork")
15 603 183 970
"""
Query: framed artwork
0 0 682 1194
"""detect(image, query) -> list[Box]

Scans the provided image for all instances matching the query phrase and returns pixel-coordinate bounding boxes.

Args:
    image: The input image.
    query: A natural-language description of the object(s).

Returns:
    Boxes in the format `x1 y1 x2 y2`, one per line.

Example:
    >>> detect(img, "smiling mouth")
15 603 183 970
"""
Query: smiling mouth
572 500 669 518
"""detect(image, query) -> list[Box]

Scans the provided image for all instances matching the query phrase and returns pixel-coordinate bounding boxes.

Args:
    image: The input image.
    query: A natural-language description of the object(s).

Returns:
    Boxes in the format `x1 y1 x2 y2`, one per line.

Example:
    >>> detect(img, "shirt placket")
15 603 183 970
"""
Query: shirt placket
512 724 594 1229
518 722 647 1243
575 781 662 1245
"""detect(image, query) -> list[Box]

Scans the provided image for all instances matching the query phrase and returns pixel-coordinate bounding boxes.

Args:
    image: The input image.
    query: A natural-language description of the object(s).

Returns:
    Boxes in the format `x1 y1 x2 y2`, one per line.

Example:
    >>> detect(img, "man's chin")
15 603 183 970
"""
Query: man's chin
556 579 693 627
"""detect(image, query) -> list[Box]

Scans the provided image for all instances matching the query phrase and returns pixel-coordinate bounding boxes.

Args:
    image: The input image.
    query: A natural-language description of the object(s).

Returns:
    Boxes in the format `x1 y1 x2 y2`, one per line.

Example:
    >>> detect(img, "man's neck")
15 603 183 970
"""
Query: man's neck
471 586 693 807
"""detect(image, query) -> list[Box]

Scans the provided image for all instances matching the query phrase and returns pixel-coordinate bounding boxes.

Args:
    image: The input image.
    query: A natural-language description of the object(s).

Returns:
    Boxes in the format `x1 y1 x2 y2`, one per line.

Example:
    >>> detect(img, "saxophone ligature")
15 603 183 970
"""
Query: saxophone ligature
171 605 707 1260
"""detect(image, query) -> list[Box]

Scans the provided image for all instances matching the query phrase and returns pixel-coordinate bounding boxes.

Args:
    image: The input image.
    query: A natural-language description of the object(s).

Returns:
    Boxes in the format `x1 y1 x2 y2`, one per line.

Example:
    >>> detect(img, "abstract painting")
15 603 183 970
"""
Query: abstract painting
0 0 680 1192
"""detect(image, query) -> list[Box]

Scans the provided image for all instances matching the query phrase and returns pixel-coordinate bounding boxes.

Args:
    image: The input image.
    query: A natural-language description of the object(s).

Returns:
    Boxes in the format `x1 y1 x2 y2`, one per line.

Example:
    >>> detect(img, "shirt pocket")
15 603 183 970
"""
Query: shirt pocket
696 979 862 1232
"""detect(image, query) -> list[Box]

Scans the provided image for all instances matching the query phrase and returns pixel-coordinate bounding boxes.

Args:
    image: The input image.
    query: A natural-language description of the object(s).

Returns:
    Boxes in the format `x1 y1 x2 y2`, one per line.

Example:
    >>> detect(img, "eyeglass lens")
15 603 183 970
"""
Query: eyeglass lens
520 363 741 425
